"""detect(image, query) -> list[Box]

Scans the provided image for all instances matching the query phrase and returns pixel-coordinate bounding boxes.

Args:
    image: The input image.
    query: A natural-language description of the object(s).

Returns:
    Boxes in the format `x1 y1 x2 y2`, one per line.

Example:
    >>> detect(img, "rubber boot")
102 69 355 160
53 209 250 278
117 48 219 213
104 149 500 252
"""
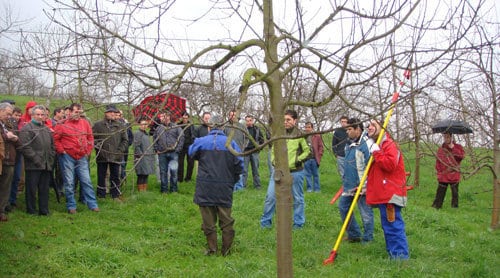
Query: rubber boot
221 230 235 256
450 183 459 208
432 184 447 209
205 233 218 256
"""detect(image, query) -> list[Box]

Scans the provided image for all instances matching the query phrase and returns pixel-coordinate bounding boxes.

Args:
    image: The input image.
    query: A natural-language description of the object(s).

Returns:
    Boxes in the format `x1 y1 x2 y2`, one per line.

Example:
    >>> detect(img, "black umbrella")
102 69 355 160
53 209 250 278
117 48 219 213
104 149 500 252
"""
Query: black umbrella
431 119 473 134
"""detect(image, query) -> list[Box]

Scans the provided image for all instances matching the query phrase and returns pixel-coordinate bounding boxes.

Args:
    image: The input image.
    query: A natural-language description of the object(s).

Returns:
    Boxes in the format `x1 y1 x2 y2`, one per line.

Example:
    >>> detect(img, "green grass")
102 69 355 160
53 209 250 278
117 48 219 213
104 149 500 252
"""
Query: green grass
1 94 498 276
1 147 498 277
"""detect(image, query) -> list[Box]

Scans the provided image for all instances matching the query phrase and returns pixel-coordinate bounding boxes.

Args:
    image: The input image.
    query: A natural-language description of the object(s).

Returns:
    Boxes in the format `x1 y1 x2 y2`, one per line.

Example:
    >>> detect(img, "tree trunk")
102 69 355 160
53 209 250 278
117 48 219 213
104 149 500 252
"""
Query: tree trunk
491 68 499 230
263 0 294 276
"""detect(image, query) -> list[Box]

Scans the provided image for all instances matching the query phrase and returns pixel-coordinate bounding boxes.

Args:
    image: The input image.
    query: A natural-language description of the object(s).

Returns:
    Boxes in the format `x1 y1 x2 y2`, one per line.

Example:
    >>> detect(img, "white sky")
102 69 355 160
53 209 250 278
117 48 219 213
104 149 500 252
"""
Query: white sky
2 0 499 48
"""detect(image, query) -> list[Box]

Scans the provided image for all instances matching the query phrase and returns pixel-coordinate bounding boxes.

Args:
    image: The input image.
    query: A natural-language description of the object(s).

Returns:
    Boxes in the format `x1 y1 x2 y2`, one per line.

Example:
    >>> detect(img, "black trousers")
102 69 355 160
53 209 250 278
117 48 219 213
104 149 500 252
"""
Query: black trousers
178 147 194 181
25 170 51 215
97 162 121 198
137 175 148 184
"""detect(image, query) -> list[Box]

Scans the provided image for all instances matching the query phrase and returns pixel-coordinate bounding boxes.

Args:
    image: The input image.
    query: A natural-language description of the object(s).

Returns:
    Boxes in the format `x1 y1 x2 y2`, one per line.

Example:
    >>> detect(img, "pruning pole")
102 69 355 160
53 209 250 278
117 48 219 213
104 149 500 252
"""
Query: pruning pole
323 69 411 266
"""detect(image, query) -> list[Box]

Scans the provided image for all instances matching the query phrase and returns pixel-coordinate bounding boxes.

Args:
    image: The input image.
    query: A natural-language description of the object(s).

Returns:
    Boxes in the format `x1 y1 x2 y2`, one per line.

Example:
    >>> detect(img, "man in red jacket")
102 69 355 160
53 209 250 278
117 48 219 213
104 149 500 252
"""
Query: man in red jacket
432 132 465 209
53 103 99 214
365 119 409 260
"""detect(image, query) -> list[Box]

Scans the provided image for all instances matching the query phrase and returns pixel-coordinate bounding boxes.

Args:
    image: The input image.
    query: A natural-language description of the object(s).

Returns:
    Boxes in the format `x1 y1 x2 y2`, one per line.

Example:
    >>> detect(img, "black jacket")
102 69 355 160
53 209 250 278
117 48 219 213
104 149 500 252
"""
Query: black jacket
332 127 348 157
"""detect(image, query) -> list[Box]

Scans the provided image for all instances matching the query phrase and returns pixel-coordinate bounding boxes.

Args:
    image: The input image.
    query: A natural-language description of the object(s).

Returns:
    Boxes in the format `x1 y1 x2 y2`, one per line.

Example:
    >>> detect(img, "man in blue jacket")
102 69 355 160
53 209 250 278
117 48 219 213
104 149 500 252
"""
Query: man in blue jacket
189 116 244 256
338 118 373 243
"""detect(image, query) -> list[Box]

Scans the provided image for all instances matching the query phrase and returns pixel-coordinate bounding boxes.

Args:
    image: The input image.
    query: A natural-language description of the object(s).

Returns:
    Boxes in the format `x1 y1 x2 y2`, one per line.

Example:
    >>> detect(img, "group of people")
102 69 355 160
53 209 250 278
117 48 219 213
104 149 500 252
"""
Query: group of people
0 99 466 261
192 110 408 259
329 116 465 260
0 101 136 219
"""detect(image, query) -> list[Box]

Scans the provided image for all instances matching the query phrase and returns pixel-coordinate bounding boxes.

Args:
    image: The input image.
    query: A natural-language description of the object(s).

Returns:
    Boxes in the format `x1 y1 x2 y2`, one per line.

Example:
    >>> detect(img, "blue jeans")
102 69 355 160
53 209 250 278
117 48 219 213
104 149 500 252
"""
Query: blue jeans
378 204 409 259
158 152 179 193
336 156 345 178
338 194 374 241
243 152 261 188
59 154 98 211
267 149 272 173
304 158 320 192
120 156 127 181
233 174 244 192
261 168 305 228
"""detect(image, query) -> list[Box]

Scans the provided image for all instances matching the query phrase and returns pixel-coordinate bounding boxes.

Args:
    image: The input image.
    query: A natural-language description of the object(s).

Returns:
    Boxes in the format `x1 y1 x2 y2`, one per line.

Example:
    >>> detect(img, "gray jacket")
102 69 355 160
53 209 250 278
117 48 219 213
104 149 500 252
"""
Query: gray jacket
133 130 156 175
224 121 246 150
153 122 184 153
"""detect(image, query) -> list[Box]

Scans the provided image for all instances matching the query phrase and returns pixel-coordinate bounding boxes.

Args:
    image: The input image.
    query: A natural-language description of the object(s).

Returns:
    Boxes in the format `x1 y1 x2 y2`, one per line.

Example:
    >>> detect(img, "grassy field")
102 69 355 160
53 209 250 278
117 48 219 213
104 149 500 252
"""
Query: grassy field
0 143 498 277
0 94 498 277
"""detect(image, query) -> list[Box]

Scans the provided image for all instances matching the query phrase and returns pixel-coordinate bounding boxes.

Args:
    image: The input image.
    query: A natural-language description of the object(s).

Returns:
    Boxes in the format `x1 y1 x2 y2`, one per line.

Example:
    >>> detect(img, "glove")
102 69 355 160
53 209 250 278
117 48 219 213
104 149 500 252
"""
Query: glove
295 161 303 168
365 138 380 153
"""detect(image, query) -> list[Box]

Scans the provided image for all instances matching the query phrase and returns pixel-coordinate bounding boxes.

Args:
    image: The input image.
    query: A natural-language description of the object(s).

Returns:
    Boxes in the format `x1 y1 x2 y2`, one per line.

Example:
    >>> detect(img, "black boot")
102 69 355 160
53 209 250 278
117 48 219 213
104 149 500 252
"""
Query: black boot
221 230 235 256
205 233 218 256
432 184 447 209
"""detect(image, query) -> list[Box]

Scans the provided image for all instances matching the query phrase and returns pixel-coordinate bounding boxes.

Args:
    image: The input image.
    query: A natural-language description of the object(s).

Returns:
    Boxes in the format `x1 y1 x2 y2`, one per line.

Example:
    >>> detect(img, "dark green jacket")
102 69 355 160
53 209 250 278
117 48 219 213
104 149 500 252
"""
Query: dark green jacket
92 119 128 163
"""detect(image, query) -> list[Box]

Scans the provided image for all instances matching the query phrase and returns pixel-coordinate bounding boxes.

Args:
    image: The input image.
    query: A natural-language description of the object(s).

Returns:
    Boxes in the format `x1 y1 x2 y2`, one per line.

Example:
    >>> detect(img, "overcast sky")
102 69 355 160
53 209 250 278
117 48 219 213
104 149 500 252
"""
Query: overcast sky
3 0 500 43
1 0 45 26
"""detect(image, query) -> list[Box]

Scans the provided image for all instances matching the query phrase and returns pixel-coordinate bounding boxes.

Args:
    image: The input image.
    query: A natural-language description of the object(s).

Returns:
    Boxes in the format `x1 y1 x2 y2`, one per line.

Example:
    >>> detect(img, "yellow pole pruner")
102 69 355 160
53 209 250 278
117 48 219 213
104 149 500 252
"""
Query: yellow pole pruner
323 67 411 265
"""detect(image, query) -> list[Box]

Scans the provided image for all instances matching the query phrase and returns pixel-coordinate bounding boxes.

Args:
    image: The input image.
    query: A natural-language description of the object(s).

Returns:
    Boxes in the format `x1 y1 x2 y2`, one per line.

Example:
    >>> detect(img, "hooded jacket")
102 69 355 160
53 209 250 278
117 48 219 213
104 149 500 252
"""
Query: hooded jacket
366 133 407 207
18 101 37 130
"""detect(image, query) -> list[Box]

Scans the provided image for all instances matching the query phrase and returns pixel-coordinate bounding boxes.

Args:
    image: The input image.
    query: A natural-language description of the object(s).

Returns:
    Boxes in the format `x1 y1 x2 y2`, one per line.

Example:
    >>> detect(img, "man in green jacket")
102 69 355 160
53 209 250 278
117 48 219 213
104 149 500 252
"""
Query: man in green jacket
260 109 310 229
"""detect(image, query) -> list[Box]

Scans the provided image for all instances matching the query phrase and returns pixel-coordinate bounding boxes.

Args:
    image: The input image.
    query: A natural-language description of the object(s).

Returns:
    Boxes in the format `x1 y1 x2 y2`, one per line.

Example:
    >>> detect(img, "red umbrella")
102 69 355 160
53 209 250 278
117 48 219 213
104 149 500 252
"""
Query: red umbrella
132 92 186 122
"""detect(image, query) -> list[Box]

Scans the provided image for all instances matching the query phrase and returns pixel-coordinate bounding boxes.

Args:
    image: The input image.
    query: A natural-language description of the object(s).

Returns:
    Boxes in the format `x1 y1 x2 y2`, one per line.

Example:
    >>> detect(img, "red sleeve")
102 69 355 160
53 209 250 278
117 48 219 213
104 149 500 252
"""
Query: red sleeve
85 121 94 155
372 140 400 172
452 144 465 163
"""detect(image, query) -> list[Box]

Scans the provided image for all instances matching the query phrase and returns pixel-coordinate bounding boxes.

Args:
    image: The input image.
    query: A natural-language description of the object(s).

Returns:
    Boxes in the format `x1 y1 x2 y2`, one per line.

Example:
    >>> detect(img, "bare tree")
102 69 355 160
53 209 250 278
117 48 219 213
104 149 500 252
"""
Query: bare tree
0 2 25 36
14 0 491 275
